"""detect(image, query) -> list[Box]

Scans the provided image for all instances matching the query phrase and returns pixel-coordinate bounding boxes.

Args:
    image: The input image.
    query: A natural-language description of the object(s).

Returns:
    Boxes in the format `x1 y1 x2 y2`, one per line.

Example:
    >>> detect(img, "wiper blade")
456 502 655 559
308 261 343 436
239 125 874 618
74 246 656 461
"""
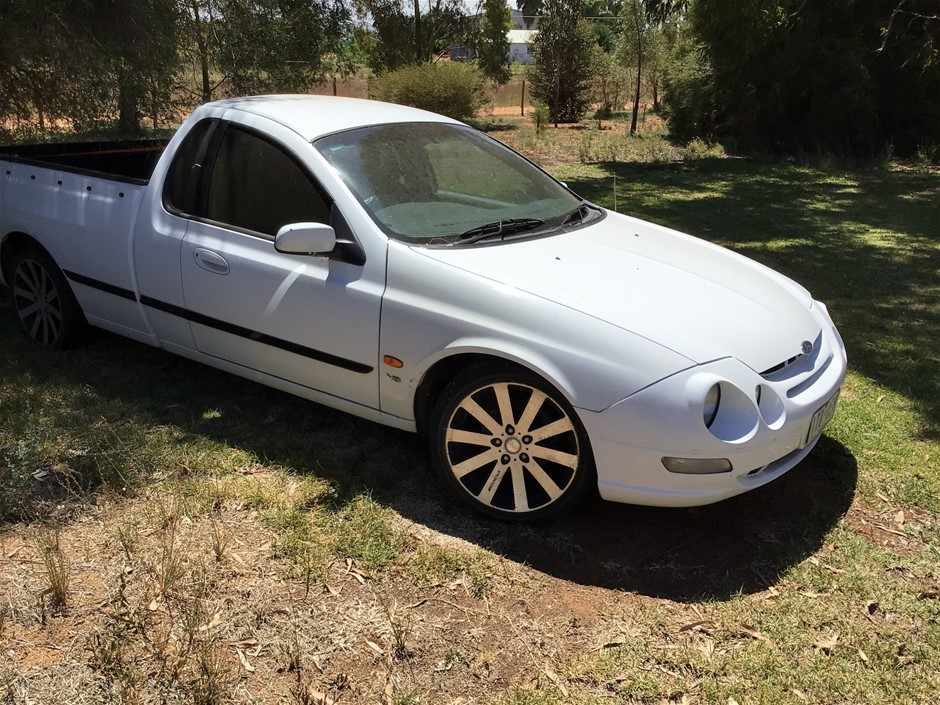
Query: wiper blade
457 218 545 244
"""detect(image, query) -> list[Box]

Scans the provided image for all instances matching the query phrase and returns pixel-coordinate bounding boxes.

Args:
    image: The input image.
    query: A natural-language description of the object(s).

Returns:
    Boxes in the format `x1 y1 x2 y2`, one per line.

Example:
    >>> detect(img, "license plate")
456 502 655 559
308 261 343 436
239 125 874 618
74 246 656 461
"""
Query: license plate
804 390 840 447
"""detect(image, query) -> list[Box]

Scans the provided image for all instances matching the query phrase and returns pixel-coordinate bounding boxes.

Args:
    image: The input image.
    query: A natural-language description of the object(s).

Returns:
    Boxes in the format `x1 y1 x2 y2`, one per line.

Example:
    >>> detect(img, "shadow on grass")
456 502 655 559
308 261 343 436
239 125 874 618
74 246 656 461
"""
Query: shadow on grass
468 440 856 601
565 158 940 440
0 294 855 601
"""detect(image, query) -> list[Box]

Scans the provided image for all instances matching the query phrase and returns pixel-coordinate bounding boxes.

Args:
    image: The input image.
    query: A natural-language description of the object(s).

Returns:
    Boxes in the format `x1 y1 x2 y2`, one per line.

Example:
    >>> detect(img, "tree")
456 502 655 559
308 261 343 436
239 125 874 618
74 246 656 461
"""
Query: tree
214 0 353 96
95 0 181 132
357 0 469 72
0 0 180 134
661 0 940 156
475 0 512 84
618 0 648 134
660 19 717 142
529 0 596 123
179 0 220 104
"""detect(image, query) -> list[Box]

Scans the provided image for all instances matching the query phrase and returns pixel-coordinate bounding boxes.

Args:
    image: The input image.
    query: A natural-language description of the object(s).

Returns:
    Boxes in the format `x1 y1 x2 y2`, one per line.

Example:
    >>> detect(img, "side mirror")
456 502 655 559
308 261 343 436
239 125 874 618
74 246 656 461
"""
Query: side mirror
275 222 337 255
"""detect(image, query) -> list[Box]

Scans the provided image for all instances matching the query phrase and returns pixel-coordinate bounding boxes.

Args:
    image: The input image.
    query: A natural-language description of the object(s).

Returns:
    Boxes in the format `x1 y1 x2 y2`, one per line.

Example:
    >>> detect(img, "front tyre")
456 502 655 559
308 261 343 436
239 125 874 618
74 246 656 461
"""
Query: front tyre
10 249 86 349
429 366 595 522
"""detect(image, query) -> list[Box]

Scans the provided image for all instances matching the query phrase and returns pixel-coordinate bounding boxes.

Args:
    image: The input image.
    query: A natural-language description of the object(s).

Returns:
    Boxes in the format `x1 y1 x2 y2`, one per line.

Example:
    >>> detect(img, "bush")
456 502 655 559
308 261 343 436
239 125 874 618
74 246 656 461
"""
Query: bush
370 62 487 122
661 36 721 145
532 102 550 132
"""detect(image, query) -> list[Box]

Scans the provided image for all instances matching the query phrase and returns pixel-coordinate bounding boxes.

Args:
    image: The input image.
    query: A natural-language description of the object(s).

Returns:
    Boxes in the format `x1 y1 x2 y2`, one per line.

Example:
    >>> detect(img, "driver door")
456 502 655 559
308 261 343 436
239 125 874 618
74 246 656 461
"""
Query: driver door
178 121 383 408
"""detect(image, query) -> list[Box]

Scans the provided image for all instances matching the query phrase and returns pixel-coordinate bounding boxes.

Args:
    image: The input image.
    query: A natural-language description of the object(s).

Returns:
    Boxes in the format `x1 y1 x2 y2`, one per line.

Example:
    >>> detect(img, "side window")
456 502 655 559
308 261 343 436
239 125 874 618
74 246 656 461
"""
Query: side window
164 119 213 214
206 126 331 237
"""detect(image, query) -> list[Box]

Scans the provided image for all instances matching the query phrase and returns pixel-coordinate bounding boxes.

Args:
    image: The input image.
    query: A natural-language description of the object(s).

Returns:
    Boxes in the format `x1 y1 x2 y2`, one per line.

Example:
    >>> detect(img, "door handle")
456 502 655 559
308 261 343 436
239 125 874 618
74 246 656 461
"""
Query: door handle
194 248 230 275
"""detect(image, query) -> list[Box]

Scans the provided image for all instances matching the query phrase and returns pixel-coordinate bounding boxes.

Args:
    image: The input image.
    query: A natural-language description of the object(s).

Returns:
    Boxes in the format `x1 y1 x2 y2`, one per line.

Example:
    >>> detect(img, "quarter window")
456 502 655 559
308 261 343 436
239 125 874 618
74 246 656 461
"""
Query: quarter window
164 119 213 214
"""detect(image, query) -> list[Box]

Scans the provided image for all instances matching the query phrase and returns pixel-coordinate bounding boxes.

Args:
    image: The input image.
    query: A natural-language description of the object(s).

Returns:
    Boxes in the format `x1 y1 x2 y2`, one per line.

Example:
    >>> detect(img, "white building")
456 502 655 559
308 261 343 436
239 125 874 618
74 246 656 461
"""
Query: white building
507 29 537 65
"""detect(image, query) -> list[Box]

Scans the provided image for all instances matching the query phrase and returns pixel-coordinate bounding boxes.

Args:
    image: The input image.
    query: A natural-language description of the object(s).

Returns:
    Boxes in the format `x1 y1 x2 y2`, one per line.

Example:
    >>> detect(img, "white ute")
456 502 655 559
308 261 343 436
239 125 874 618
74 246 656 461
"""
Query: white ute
0 95 847 521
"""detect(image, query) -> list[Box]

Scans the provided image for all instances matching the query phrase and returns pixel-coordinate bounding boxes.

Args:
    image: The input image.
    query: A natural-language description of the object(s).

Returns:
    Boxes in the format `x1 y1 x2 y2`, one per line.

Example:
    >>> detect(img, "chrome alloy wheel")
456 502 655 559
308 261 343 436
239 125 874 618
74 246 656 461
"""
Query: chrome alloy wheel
13 257 65 346
442 380 583 515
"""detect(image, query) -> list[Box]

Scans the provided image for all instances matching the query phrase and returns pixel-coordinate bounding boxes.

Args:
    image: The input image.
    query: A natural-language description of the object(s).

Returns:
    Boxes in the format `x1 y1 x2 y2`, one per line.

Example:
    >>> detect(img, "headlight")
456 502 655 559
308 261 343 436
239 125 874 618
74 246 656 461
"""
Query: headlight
703 383 721 428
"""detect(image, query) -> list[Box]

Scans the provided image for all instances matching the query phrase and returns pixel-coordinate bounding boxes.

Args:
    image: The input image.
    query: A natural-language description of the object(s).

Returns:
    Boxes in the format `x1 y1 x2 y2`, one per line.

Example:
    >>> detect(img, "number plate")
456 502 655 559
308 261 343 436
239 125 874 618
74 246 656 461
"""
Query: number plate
804 390 840 447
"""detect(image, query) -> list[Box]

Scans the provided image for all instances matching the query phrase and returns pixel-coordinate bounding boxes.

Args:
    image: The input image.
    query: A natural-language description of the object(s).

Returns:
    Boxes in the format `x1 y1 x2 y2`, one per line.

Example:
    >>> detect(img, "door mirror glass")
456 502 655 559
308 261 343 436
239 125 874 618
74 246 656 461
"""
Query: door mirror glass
275 222 337 255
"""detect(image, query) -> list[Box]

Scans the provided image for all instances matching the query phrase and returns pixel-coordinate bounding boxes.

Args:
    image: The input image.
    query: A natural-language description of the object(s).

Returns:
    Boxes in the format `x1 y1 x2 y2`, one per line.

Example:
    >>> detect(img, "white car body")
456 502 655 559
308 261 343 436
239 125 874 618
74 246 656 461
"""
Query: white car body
0 96 847 515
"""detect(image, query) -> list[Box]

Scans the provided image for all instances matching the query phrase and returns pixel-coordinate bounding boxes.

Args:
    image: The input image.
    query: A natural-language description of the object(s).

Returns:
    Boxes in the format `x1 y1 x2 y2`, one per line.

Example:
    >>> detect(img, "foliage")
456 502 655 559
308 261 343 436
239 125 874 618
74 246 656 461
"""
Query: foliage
0 0 180 133
529 0 597 123
474 0 513 85
357 0 469 73
0 0 354 133
660 25 719 143
670 0 940 156
370 61 487 120
209 0 353 96
591 49 630 117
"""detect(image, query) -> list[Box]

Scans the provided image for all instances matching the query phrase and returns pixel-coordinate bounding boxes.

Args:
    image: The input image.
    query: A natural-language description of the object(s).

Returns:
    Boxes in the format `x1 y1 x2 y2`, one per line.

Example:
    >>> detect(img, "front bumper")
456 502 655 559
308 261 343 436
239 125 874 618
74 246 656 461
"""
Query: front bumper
580 301 848 507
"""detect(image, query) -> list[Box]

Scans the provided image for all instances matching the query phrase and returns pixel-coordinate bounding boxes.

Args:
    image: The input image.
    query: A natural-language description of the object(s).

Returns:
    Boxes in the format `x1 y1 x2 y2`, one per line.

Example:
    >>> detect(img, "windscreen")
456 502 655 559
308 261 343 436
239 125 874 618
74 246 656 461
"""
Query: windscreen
314 123 584 244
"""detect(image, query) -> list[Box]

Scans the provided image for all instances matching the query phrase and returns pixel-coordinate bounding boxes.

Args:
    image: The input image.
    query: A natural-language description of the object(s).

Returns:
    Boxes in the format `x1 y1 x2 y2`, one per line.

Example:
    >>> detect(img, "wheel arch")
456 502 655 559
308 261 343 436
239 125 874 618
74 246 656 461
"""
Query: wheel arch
0 231 47 285
412 341 579 435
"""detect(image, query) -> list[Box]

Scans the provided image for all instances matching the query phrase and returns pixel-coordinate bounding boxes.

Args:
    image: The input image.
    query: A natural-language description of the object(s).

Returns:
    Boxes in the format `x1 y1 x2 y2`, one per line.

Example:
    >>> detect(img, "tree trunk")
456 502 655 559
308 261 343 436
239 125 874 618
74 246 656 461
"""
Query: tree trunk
414 0 423 62
631 54 642 134
118 86 139 134
190 0 212 102
630 5 643 135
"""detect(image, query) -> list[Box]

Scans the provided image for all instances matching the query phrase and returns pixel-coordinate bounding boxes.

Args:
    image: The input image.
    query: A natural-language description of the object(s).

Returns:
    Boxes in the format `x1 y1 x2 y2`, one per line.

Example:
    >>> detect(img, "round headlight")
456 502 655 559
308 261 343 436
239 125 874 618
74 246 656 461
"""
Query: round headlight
703 383 721 428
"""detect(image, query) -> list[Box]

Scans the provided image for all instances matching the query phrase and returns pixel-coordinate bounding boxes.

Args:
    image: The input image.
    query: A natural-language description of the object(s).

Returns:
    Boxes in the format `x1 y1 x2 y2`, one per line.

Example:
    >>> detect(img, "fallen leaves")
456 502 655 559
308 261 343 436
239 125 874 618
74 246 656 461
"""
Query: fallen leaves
739 624 771 643
235 647 255 672
678 620 715 635
814 633 840 655
541 661 569 697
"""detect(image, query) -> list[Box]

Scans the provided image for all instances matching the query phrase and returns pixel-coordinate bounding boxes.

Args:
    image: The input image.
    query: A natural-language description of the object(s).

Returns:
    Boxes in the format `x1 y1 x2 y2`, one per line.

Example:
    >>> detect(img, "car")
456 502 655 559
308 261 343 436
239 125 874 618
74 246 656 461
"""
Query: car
0 96 847 521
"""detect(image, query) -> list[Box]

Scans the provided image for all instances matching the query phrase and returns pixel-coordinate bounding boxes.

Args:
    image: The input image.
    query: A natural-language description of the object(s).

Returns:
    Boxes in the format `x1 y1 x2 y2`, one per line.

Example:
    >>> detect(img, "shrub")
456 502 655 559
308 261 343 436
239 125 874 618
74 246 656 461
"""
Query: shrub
532 102 550 132
370 62 487 122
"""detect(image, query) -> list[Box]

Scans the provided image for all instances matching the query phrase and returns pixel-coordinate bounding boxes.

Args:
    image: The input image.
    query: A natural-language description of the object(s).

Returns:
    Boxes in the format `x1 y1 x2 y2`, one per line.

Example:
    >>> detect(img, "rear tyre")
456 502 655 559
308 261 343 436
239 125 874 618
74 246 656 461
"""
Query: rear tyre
429 364 595 522
10 248 86 349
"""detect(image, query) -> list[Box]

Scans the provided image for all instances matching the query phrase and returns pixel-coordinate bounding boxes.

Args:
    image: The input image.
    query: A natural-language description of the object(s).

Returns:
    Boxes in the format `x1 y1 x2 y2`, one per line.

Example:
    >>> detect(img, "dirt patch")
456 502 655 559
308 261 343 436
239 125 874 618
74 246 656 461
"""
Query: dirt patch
843 499 935 558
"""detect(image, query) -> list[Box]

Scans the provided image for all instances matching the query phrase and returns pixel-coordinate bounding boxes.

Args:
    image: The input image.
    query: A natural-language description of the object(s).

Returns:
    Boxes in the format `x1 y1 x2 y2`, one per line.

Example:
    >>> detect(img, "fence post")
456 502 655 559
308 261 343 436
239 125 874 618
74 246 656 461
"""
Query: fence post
521 80 525 117
333 77 337 96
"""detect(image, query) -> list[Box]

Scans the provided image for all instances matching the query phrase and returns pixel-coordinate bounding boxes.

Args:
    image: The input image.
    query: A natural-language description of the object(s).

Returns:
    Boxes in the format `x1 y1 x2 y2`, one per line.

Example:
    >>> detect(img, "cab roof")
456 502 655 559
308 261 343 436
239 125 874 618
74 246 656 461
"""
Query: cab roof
203 95 459 142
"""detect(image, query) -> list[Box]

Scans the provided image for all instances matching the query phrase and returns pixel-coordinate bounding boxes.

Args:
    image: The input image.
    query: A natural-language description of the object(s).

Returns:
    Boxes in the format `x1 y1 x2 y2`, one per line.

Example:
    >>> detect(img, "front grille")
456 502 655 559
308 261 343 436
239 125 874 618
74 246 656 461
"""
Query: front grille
760 354 802 377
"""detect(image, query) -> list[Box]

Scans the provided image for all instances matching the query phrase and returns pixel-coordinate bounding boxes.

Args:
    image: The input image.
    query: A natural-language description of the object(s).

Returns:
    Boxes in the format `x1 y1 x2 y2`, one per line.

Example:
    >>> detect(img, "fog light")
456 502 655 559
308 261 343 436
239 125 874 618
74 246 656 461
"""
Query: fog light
662 457 733 474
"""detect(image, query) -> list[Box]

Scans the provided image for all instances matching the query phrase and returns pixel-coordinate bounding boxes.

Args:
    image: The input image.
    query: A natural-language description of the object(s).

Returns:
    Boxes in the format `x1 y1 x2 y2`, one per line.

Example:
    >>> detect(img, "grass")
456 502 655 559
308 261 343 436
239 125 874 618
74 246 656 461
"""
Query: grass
1 113 939 703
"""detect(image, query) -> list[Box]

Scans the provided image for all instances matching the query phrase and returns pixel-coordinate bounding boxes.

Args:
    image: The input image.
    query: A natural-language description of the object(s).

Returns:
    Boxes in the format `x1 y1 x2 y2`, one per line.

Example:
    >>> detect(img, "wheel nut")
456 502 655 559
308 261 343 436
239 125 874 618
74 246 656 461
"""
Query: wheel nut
522 435 532 444
491 438 502 447
505 424 515 435
501 455 510 465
